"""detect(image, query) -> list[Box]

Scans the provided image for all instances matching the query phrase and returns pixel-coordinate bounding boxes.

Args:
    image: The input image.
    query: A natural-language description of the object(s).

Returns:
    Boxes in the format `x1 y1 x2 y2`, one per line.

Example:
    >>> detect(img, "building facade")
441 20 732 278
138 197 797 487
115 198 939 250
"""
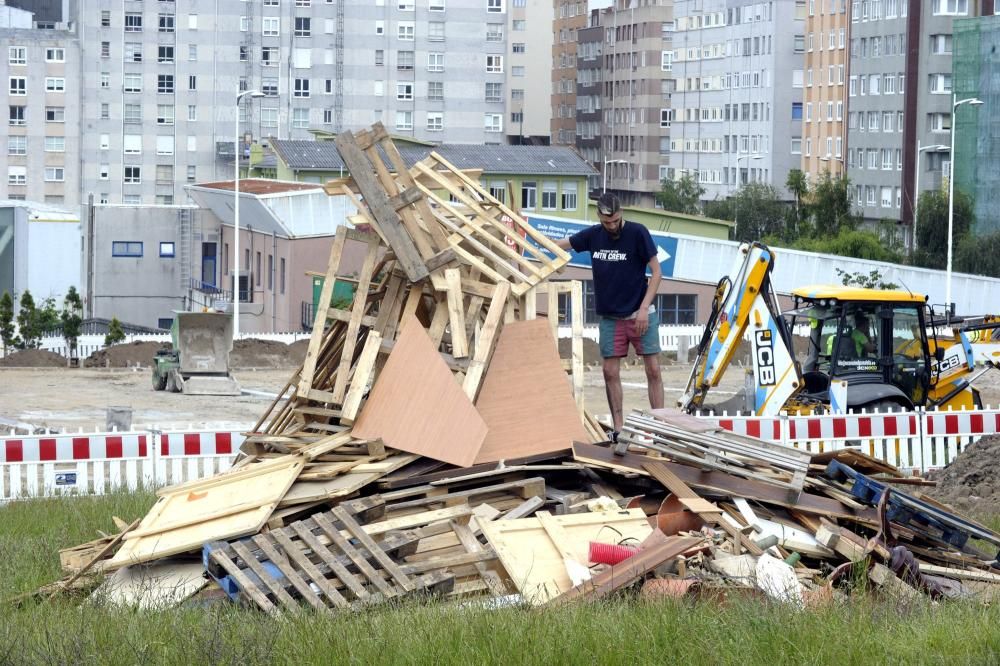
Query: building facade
670 0 805 203
801 0 849 180
551 0 587 147
575 15 604 193
506 0 553 144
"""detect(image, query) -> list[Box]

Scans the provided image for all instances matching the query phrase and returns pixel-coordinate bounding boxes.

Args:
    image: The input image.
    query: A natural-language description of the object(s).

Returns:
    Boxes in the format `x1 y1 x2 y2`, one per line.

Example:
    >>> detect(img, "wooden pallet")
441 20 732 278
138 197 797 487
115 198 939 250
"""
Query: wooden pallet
206 502 454 614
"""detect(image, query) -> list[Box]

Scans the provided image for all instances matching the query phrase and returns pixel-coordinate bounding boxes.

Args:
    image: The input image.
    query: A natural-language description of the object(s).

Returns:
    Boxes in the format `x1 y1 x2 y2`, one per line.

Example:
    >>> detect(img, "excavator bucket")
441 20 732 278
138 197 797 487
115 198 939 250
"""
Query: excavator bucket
173 312 241 396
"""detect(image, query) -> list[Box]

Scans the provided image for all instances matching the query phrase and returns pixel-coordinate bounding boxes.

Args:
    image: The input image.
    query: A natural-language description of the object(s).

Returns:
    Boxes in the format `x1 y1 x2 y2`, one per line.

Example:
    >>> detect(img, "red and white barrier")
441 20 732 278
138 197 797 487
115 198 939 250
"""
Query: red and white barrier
0 429 244 502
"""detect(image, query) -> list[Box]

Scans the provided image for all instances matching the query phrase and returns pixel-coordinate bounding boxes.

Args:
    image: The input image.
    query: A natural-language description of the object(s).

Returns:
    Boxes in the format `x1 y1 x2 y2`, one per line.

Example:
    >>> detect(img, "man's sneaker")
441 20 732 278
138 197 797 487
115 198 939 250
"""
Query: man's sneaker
608 430 620 444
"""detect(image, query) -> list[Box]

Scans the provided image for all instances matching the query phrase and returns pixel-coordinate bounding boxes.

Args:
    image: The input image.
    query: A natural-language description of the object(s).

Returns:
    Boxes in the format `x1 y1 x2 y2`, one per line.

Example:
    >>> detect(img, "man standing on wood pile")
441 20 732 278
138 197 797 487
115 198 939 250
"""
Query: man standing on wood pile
554 192 664 444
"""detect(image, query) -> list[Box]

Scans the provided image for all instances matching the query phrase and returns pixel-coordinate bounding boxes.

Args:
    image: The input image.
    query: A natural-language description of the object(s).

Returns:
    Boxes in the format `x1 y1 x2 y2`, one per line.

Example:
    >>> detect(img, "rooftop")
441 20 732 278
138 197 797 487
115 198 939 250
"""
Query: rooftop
196 179 323 196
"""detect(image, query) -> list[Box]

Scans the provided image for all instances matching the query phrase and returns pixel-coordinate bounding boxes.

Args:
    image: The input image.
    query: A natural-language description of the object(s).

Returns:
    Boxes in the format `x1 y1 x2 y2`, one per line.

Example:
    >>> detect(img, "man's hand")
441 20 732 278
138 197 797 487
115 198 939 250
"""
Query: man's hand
635 308 649 336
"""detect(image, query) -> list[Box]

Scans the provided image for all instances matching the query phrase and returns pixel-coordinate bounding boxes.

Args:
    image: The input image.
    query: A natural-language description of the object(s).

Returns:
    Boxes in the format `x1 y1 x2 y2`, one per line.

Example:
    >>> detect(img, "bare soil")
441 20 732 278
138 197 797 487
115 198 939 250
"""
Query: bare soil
84 341 170 368
926 435 1000 513
0 349 67 368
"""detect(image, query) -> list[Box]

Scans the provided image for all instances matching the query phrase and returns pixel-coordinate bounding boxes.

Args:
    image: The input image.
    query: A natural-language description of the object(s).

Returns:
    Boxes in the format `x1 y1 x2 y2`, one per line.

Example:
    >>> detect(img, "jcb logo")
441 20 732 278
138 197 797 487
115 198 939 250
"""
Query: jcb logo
755 329 776 386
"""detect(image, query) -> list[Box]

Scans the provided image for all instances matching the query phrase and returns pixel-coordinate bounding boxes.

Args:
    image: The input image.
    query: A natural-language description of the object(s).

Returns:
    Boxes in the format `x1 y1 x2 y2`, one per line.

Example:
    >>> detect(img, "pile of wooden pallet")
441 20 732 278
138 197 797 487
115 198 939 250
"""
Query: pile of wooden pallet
39 123 1000 610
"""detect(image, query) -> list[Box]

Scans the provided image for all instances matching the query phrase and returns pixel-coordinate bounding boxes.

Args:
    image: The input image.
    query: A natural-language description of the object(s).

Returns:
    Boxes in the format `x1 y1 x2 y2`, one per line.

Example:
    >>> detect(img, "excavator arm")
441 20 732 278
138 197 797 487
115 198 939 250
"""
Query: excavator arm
679 242 802 416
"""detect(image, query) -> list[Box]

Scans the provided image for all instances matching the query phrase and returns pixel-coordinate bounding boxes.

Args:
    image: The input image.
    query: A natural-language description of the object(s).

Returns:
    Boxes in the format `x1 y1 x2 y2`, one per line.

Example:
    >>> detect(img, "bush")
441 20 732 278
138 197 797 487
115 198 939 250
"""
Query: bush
104 317 126 346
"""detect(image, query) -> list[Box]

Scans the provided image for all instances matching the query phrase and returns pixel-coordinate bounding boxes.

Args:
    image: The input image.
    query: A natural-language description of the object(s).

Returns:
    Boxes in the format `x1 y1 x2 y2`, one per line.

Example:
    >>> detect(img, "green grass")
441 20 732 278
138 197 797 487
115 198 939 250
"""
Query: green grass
2 493 1000 666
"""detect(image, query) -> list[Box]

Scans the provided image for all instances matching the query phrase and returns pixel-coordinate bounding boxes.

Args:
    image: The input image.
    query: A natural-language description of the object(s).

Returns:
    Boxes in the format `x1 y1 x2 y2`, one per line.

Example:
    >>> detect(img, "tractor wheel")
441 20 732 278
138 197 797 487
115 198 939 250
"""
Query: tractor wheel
152 371 167 391
165 372 179 393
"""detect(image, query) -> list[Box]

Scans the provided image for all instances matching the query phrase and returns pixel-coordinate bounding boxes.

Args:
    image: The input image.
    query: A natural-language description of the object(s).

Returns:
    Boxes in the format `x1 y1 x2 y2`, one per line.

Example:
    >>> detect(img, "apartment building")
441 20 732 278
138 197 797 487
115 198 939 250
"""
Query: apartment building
575 15 604 192
847 0 988 238
593 0 674 209
0 7 80 206
551 0 587 146
504 0 552 144
801 0 849 180
670 0 805 203
3 1 518 209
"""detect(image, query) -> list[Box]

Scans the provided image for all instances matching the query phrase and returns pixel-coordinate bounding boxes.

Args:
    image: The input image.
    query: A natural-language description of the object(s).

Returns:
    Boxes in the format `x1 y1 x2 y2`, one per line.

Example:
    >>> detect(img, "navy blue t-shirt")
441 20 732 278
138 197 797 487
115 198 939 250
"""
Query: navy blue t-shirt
569 221 657 318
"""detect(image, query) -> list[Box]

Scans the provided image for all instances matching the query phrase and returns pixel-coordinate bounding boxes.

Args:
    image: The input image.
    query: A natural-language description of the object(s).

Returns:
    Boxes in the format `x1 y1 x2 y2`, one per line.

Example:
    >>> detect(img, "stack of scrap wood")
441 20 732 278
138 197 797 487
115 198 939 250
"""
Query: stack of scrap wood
43 123 1000 611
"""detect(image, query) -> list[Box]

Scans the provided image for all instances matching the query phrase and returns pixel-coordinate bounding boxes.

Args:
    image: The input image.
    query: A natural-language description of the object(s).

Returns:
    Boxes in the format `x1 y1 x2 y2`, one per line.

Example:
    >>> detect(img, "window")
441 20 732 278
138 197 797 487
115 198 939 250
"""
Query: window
660 109 673 128
125 13 143 32
512 66 525 77
486 23 503 41
484 113 502 133
398 22 414 40
101 103 110 119
188 14 198 30
933 0 968 15
292 108 309 128
375 20 385 35
187 165 197 182
294 78 310 97
485 82 503 102
430 0 445 9
429 22 445 41
8 106 24 126
45 78 66 92
7 136 26 155
124 135 142 154
426 112 443 131
428 81 444 101
427 52 444 72
375 50 384 66
541 181 557 210
521 181 536 209
561 182 578 211
790 138 802 154
101 10 111 27
188 75 197 90
929 73 952 94
7 166 26 186
661 51 672 72
157 105 174 125
158 45 174 63
398 0 415 9
791 102 803 120
44 47 65 63
44 167 65 182
486 55 503 73
158 241 176 258
930 34 952 54
187 136 197 152
158 74 174 93
189 45 198 61
158 14 175 32
658 294 698 325
396 83 413 101
9 77 26 95
101 42 110 58
261 108 278 127
44 137 65 152
124 167 141 184
112 241 143 257
263 17 279 36
295 17 311 36
240 16 250 31
188 105 197 121
397 51 414 70
100 134 110 150
124 74 142 93
101 72 110 89
395 110 413 130
126 42 143 62
262 47 279 66
487 0 504 12
512 19 525 30
123 195 142 205
99 164 109 179
512 43 525 53
323 108 333 124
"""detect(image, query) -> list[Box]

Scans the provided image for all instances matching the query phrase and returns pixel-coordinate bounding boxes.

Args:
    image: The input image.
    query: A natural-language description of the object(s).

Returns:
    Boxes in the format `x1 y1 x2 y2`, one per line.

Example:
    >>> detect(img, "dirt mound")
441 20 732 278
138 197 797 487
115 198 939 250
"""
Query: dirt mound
288 338 310 366
0 349 67 367
231 338 298 369
84 341 170 368
557 337 602 365
925 435 1000 513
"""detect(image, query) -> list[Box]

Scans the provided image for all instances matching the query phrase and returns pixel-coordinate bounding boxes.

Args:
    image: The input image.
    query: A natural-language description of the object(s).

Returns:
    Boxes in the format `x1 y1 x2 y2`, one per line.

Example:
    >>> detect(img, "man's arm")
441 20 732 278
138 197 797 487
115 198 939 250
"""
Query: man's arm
554 237 573 251
634 257 662 336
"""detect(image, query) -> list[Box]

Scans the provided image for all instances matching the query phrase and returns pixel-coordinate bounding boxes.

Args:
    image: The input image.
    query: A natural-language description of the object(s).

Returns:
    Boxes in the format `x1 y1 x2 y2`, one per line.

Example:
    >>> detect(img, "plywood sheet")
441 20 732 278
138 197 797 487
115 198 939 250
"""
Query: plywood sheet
352 315 488 467
109 457 303 568
91 559 207 610
473 319 590 464
480 508 652 605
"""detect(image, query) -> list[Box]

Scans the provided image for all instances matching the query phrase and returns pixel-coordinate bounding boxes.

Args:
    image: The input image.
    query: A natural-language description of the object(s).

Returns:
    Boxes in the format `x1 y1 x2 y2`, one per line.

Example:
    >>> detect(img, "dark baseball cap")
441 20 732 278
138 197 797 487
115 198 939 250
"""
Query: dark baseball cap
597 192 621 216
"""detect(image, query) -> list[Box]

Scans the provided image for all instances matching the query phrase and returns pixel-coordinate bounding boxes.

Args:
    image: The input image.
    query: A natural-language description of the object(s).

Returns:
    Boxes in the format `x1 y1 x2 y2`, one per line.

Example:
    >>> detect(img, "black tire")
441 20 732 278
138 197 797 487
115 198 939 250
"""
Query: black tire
152 372 167 391
165 372 179 393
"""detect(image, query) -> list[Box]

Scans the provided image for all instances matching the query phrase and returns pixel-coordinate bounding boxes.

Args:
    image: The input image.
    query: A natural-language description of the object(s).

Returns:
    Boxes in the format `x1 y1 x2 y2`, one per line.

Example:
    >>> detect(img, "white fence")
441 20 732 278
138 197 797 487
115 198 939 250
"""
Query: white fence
0 428 244 502
20 331 312 361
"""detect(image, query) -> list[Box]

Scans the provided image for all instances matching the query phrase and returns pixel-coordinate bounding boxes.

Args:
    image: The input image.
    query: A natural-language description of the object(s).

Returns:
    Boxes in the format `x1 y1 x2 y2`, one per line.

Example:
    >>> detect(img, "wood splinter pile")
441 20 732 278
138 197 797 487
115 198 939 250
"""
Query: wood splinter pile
38 122 1000 612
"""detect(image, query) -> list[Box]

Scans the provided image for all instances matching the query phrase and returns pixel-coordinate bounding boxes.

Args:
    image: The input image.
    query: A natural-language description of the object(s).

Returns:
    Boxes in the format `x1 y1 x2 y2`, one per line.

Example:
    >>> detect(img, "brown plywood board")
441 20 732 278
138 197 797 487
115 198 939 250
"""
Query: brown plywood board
352 315 488 467
473 319 590 464
109 457 303 568
480 509 652 605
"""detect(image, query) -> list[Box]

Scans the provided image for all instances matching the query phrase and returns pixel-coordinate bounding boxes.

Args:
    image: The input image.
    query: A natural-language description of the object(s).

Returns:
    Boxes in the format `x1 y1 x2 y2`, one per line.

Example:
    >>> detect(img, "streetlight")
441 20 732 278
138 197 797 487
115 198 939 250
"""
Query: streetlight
603 159 628 193
733 155 761 232
233 89 264 341
945 95 983 313
913 141 949 252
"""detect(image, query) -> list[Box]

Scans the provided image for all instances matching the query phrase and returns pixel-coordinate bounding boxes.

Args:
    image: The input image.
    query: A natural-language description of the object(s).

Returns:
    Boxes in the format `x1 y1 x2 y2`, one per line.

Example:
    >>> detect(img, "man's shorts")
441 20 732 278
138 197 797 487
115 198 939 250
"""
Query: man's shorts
599 310 662 359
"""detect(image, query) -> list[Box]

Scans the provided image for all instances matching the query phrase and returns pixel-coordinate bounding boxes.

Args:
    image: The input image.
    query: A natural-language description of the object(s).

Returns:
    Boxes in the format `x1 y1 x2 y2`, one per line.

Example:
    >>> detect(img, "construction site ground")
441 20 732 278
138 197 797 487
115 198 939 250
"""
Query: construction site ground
6 357 1000 432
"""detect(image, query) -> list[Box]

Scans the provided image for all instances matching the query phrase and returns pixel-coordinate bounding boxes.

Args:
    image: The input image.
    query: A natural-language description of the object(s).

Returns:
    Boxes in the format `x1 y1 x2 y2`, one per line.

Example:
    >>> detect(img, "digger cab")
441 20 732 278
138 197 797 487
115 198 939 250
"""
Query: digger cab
788 286 932 410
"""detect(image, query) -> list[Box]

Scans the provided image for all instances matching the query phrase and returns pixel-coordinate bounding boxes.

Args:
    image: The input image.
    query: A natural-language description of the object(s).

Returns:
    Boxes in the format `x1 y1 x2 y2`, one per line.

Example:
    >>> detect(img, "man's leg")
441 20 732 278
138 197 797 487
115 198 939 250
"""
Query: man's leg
603 356 624 433
642 353 664 410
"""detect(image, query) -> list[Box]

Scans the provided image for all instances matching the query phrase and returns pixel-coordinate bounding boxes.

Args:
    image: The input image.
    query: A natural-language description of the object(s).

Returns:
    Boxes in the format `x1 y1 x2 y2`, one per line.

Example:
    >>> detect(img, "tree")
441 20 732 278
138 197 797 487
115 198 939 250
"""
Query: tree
16 290 40 349
702 197 734 222
731 182 788 242
954 231 1000 279
835 268 899 290
809 173 857 238
785 168 809 238
787 228 904 263
37 297 60 333
60 286 84 358
0 291 17 354
104 317 126 347
656 173 704 215
913 189 974 270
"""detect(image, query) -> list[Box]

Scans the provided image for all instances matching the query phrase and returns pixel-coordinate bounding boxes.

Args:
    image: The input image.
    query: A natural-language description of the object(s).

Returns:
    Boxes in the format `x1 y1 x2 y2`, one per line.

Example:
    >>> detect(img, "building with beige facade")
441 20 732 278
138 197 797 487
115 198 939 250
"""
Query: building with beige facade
552 0 588 146
801 0 849 181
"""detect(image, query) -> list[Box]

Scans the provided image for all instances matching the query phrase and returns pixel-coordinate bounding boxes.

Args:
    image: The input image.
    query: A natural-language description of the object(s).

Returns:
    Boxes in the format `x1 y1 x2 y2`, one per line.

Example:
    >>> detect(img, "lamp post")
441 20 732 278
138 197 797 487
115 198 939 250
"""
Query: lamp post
233 89 264 341
913 141 949 253
733 154 762 234
602 159 628 193
946 95 983 313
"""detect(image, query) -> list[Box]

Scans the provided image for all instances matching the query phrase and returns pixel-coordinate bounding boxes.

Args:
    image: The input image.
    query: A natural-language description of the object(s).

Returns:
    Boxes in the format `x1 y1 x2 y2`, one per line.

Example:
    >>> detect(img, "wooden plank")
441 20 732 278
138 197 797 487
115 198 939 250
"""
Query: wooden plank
251 534 329 612
269 529 349 608
569 280 585 413
331 235 381 404
333 506 416 593
444 268 469 358
462 281 511 402
473 319 589 464
313 512 397 598
210 549 276 613
449 519 504 594
50 518 140 597
289 521 371 602
339 331 383 425
353 315 488 467
298 232 348 396
427 295 451 349
333 131 427 281
231 541 299 609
